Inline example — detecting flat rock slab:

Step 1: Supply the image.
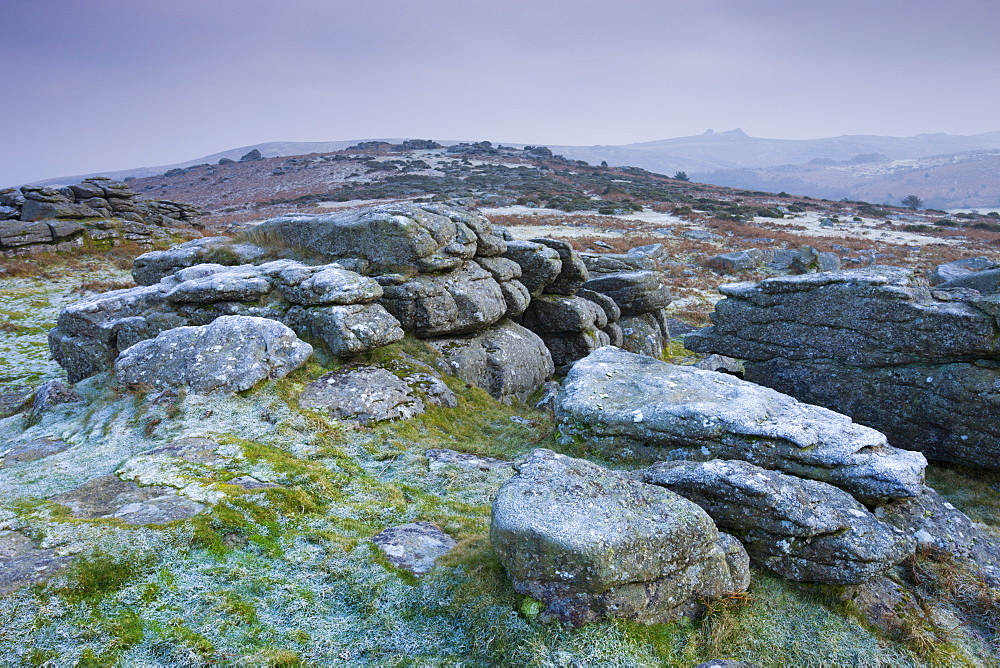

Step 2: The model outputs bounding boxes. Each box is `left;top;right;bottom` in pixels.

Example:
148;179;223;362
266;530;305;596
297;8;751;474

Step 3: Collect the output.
556;346;926;504
373;521;457;575
638;459;915;584
147;437;227;466
50;474;205;525
2;438;72;466
0;531;72;594
425;448;511;471
299;367;427;422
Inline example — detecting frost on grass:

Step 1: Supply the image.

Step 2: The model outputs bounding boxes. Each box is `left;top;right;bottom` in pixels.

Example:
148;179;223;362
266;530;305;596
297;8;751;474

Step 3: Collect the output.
0;272;996;666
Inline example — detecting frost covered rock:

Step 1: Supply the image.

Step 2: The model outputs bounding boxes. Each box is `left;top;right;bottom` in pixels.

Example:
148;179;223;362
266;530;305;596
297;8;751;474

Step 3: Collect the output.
556;347;926;503
638;460;914;584
875;486;1000;587
427;320;554;404
132;237;270;285
298;366;453;422
686;267;1000;470
249;202;505;275
373;522;457;575
50;474;205;525
491;449;748;626
114;316;312;394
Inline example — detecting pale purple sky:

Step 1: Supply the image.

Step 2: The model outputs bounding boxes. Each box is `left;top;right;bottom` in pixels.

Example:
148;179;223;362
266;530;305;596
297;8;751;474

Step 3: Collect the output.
2;0;998;186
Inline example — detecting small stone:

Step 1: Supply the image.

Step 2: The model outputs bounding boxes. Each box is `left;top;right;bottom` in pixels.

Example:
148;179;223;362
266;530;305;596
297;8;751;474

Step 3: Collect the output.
373;522;456;575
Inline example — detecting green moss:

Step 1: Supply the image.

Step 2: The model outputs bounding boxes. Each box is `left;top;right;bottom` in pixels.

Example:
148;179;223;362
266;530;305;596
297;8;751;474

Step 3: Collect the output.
51;548;156;603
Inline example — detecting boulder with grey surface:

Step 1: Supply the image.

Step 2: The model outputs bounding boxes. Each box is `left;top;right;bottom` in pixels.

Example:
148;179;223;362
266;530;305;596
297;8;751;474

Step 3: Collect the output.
49;260;403;382
491;449;749;625
685;267;1000;470
502;239;562;296
556;346;926;503
875;486;1000;587
519;295;611;367
530;238;589;295
637;459;915;584
114;315;312;395
426;320;553;403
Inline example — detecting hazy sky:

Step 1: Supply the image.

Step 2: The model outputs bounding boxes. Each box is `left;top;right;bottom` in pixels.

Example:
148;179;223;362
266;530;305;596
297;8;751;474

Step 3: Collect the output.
3;0;998;186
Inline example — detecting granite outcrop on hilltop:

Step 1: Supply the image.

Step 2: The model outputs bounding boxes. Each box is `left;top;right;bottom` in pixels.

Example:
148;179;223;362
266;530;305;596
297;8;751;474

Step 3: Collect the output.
0;177;202;257
685;267;1000;470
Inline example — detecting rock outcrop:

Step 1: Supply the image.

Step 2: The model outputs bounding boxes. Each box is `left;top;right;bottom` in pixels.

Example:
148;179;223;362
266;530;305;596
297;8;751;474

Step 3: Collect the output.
556;346;926;503
113;316;312;394
875;486;1000;587
685;267;1000;470
637;459;915;584
0;177;202;257
426;320;553;404
490;449;749;625
49;260;402;382
502;237;647;365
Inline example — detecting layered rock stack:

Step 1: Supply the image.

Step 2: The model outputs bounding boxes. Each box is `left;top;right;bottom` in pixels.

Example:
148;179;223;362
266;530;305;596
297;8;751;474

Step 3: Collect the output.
501;238;673;366
0;177;202;256
685;267;1000;470
245;203;554;403
577;244;675;358
49;259;403;383
50;203;557;404
503;237;617;368
486;346;932;623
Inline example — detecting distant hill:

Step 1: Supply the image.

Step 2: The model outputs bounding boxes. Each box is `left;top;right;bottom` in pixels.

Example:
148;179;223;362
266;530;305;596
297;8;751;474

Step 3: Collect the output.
28;129;1000;208
29;139;418;188
693;149;1000;210
551;129;1000;174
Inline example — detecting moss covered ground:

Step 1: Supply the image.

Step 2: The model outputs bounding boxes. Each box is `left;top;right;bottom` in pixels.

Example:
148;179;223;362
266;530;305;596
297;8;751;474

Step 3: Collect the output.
1;265;998;666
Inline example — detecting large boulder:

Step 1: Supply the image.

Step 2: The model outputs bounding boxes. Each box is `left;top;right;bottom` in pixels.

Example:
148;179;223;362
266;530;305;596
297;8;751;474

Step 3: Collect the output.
556;347;926;504
530;238;588;295
491;449;749;625
113;316;312;394
247;202;504;275
685;268;998;367
427;320;554;403
379;261;507;336
501;240;562;296
582;271;672;317
686;267;1000;470
936;268;1000;295
929;257;999;286
637;460;915;584
0;221;53;247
